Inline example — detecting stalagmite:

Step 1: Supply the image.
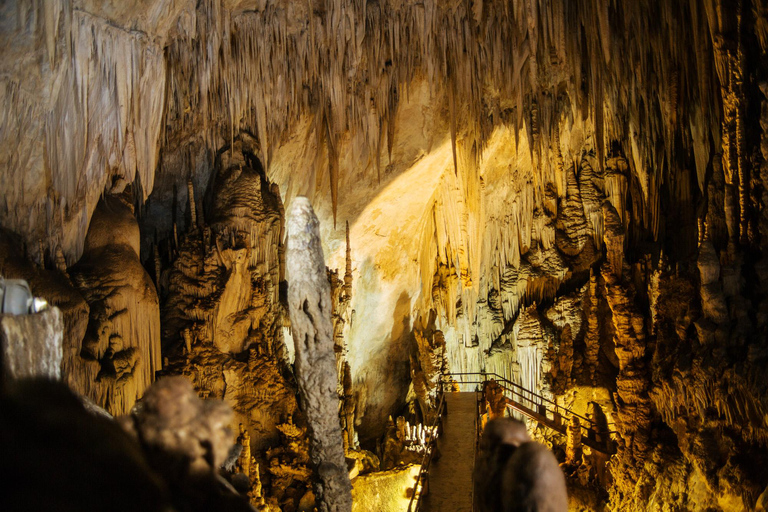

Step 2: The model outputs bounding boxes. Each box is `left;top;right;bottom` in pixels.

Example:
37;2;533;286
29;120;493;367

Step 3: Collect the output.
69;194;161;415
344;221;353;299
237;423;252;476
565;416;583;468
286;197;352;512
187;179;197;232
54;246;68;275
342;363;357;451
584;270;600;381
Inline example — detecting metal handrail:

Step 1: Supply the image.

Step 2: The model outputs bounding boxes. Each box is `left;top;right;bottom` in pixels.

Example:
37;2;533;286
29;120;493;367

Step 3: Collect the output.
445;372;619;441
449;372;586;421
406;382;447;512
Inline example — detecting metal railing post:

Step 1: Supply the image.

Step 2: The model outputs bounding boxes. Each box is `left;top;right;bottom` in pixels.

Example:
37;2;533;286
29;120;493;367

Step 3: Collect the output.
553;407;562;428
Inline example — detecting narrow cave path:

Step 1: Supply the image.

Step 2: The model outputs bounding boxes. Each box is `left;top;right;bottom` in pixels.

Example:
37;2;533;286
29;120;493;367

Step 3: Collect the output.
421;392;477;512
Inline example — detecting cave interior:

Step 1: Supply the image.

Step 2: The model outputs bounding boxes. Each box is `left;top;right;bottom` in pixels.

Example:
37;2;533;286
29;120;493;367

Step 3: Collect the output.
2;0;768;511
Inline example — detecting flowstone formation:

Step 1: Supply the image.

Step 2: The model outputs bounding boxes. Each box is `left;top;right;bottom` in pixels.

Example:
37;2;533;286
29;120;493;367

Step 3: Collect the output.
67;194;162;415
410;310;447;424
264;414;313;509
159;140;305;509
0;195;161;417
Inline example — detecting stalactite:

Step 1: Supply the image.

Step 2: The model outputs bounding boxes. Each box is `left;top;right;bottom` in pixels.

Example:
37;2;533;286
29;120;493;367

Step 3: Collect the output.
514;306;549;403
0;0;729;264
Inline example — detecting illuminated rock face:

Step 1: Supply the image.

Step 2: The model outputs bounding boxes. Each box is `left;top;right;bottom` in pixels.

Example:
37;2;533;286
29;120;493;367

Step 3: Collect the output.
69;195;162;416
2;0;768;510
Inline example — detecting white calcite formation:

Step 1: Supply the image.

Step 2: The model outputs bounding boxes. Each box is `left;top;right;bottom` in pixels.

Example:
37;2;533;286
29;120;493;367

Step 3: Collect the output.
0;0;739;263
287;196;352;512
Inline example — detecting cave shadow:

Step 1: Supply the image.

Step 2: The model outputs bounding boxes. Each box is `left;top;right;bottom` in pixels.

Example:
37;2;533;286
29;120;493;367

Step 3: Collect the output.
357;290;415;448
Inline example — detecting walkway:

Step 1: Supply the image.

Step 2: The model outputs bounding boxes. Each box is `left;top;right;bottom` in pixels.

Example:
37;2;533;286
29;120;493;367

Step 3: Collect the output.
421;392;476;512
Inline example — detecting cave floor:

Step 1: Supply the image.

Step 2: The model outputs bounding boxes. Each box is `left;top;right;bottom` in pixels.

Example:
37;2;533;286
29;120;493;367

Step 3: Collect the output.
421;392;477;512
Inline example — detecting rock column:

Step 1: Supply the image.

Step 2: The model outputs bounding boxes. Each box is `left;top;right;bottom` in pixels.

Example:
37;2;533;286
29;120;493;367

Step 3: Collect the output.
287;197;352;512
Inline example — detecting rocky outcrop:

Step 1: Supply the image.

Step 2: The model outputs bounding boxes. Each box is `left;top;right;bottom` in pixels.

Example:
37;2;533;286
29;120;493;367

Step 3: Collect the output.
120;376;233;477
0;307;63;382
0;230;89;384
160;140;302;509
1;378;253;512
350;464;421;512
475;418;568;512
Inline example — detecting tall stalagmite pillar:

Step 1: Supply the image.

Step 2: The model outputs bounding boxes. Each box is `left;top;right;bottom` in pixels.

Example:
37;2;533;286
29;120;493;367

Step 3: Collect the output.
286;197;352;512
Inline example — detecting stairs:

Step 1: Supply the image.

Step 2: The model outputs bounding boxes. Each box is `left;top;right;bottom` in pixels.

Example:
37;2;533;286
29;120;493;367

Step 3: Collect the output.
407;372;618;511
503;395;615;455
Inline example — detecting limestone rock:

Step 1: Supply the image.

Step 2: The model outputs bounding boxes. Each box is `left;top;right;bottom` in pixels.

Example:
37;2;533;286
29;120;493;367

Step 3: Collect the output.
0;229;89;385
0;307;63;382
70;194;161;415
1;379;172;512
475;418;568;512
121;376;233;477
287;196;352;512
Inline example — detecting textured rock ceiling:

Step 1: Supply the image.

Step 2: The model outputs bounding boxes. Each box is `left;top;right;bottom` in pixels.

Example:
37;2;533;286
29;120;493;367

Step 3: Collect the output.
2;0;746;254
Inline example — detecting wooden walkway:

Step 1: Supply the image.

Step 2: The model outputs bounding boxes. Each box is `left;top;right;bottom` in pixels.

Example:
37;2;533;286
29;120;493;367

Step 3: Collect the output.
420;392;476;512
